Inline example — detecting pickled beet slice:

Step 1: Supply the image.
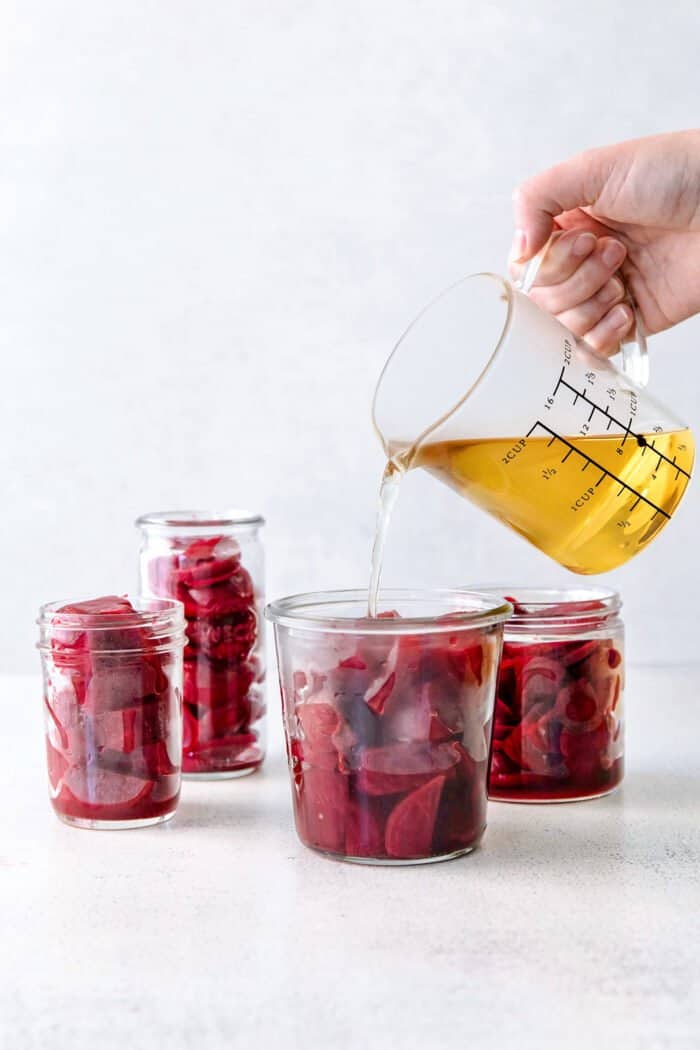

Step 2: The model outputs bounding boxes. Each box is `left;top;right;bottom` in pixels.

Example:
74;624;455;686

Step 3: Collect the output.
297;701;341;751
345;799;384;858
184;570;255;618
55;779;158;820
175;538;242;587
46;740;68;790
298;767;348;853
555;680;605;733
185;610;257;662
365;671;396;715
62;763;155;808
385;775;446;859
339;655;367;670
446;643;483;685
183;662;254;709
356;741;459;796
58;596;133;617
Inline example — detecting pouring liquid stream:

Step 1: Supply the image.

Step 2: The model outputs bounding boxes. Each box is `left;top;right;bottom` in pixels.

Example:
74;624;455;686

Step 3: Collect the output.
367;452;411;618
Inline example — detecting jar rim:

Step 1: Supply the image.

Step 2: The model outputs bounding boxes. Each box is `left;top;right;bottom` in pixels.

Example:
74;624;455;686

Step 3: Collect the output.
136;509;264;530
476;583;617;613
37;595;186;653
265;588;512;634
472;586;621;626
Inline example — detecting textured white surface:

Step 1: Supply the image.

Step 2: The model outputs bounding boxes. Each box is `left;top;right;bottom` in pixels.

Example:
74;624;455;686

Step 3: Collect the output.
2;667;699;1049
2;1;700;671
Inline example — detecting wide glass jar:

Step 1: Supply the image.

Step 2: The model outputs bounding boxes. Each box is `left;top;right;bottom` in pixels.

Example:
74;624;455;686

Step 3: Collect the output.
486;588;624;803
38;595;186;829
137;510;266;779
266;589;512;865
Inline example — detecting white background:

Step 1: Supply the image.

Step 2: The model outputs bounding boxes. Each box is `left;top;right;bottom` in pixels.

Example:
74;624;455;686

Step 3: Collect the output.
2;0;699;672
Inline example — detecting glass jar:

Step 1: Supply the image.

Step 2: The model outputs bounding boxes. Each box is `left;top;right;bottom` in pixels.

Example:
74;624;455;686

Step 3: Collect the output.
266;589;512;865
485;588;624;803
37;595;186;829
136;510;266;779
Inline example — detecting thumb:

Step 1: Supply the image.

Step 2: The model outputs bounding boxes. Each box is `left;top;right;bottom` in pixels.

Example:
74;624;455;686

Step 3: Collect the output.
510;147;611;262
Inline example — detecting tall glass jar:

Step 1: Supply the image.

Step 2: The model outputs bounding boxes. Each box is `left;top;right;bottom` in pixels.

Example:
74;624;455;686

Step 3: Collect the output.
38;595;186;829
485;588;624;803
137;510;266;779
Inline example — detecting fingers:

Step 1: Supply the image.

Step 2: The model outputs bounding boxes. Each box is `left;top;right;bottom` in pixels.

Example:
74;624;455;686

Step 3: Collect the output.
511;146;612;260
582;303;634;355
509;229;597;283
528;237;627;314
555;277;626;337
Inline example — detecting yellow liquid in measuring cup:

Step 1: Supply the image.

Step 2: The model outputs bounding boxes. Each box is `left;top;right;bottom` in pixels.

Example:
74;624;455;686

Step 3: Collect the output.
413;429;694;574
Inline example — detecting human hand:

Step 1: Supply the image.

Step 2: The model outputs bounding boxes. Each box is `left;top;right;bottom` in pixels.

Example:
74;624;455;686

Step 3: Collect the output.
509;130;700;352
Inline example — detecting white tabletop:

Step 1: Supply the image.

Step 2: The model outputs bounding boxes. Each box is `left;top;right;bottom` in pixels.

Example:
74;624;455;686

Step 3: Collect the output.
3;667;699;1050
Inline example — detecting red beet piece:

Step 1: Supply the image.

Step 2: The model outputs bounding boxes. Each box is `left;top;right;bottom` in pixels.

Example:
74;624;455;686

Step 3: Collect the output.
299;766;349;854
446;642;483;685
175;538;242;587
384;775;446;859
560;719;612;780
356;741;459;797
345;799;384;858
365;671;396;715
185;610;257;663
54;778;157;821
62;763;155;808
297;701;341;751
339;655;367;670
183;570;255;619
46;740;68;790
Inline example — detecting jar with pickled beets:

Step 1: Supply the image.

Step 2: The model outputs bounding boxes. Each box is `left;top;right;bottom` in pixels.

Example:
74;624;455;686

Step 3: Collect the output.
266;590;512;864
37;595;186;829
137;511;265;779
485;588;624;803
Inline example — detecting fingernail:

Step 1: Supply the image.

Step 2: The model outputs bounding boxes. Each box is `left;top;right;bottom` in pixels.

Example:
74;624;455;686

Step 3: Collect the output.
599;277;624;304
509;229;527;262
573;232;597;257
602;240;626;267
609;304;630;329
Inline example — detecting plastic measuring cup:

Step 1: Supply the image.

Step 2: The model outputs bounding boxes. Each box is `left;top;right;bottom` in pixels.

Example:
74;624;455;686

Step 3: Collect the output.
372;268;694;574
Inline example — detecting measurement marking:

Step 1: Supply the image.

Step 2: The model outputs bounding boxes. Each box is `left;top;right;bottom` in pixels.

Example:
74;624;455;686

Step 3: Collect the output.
581;461;590;471
617;485;626;496
528;420;670;519
561;449;574;463
588;407;595;422
630;497;641;511
553;377;691;479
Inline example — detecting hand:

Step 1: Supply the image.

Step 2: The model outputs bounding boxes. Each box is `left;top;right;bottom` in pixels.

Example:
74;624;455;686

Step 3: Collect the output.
509;130;700;352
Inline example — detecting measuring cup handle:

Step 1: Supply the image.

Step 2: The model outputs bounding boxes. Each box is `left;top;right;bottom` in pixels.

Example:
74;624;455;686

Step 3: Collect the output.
515;234;650;388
